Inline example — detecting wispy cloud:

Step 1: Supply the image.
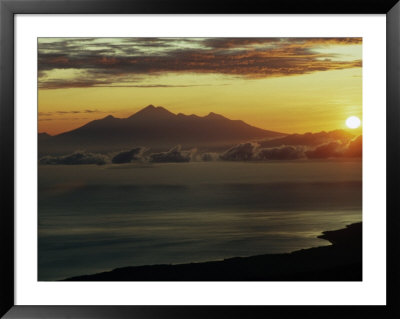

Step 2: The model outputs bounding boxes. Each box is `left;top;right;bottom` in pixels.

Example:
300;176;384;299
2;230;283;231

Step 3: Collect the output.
39;81;210;90
39;109;103;116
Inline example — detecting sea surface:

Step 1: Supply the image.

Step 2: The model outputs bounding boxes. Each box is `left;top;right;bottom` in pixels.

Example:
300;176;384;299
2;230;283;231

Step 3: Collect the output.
38;160;362;280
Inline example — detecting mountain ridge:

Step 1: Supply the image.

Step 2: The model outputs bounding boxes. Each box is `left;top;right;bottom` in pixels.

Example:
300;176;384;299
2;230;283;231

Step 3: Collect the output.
39;105;284;154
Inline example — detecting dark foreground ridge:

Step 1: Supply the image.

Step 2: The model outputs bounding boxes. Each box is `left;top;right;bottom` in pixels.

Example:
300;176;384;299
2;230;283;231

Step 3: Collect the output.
64;222;362;281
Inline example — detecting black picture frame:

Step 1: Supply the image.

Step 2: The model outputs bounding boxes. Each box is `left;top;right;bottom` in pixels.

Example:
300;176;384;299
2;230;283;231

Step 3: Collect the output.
1;0;399;318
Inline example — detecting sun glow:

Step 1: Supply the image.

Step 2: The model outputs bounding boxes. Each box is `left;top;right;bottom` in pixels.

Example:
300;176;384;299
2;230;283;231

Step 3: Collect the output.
346;116;361;129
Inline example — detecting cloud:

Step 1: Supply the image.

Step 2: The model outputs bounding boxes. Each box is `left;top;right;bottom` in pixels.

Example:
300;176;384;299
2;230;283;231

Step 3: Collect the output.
56;111;81;114
39;109;103;116
257;146;305;160
259;130;354;148
39;82;208;89
149;145;195;163
219;143;305;161
38;37;362;89
200;152;220;162
202;37;361;49
220;143;258;161
111;147;146;164
344;136;362;157
201;38;282;49
39;151;109;165
305;142;344;159
305;136;362;159
90;84;207;88
219;133;362;161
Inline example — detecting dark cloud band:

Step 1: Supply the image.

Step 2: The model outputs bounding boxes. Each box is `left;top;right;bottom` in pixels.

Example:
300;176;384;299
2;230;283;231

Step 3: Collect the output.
38;37;362;89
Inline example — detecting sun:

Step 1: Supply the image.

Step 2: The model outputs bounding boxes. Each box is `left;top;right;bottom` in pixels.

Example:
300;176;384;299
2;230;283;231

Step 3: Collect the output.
346;116;361;129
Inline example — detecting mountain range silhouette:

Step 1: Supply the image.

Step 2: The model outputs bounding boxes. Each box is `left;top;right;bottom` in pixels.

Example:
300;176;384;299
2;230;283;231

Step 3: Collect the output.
39;105;284;154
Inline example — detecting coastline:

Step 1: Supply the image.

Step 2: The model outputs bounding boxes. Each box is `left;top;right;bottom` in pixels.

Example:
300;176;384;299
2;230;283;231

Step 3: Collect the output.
63;222;362;281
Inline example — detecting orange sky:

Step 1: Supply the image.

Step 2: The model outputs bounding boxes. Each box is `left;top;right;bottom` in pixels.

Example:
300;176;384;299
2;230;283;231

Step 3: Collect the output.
38;38;362;135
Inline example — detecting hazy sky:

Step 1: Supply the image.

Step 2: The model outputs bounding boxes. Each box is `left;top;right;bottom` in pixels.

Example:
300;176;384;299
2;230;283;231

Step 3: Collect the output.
38;37;362;135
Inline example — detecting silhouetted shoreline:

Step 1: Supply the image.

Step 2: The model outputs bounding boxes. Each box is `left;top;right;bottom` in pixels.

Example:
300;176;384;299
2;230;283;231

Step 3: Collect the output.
63;222;362;281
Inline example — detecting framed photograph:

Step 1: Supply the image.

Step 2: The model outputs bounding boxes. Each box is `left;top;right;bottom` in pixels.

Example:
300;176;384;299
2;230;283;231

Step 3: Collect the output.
1;0;399;318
